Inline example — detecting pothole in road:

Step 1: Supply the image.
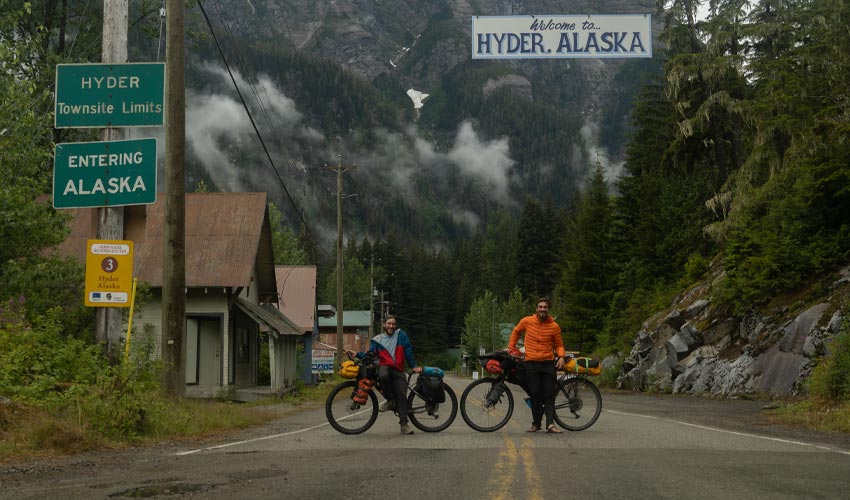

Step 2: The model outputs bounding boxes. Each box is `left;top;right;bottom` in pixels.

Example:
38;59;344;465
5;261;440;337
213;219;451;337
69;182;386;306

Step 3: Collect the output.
110;482;212;497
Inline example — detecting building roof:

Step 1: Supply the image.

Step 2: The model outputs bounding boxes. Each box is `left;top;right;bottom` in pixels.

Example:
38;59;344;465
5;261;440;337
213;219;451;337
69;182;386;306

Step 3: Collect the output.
317;304;336;318
51;192;277;302
273;266;316;333
318;310;372;329
235;297;302;337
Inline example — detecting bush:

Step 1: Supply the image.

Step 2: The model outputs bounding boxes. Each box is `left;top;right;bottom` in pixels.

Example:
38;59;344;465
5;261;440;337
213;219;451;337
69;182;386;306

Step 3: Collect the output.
682;252;710;284
808;321;850;402
69;361;167;440
0;302;172;441
597;363;621;389
0;302;105;404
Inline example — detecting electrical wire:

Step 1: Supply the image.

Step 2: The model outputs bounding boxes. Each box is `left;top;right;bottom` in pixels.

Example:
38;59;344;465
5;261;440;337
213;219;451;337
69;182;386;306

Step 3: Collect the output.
156;0;165;61
203;0;338;249
208;0;297;179
195;0;330;259
392;314;466;331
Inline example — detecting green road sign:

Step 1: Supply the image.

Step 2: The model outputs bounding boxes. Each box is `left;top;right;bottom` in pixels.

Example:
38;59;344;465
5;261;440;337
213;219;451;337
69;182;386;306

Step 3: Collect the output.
53;138;158;208
55;63;165;128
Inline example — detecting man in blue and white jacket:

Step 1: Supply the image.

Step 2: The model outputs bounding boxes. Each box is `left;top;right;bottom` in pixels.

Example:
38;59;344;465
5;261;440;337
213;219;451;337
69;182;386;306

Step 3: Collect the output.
348;315;422;434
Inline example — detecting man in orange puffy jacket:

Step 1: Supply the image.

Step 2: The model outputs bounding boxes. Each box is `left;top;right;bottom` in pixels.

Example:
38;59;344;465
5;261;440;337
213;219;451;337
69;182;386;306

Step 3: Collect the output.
507;297;566;433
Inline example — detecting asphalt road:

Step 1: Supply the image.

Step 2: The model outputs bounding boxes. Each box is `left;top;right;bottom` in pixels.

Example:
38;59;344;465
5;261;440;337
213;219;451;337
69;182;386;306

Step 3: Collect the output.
1;375;848;500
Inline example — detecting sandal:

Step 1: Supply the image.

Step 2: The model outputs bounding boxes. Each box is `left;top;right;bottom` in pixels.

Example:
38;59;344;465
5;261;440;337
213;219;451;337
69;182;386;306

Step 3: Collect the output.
546;424;563;434
526;425;540;433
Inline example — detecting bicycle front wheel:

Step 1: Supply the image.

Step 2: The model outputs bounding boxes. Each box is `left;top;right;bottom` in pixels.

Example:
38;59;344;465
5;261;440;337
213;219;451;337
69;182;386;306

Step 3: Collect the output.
553;377;602;431
408;384;458;432
325;380;378;435
460;378;514;432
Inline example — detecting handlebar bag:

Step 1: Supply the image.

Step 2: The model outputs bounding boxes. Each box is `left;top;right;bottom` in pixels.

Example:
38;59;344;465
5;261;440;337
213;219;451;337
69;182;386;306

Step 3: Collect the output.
338;360;359;379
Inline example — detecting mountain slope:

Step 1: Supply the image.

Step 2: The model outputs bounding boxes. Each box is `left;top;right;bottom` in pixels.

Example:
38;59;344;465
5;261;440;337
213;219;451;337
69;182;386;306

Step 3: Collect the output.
176;0;661;248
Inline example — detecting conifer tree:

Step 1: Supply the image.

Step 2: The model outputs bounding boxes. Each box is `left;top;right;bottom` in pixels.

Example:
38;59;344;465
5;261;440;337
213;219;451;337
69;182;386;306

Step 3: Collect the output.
516;198;551;299
482;209;519;300
557;163;616;353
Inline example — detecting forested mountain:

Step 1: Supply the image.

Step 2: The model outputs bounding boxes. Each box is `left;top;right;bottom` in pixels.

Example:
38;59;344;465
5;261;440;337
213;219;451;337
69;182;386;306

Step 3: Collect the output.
149;0;662;251
2;0;849;399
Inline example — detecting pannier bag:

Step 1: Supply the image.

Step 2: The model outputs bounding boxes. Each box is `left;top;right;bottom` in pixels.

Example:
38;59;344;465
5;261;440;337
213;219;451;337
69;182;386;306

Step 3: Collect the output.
338;360;359;379
418;366;446;403
352;377;373;404
485;359;503;374
422;366;445;378
565;357;602;376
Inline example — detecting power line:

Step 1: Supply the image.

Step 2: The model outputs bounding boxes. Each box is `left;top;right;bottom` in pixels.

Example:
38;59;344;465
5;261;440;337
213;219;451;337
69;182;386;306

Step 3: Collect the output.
195;0;330;259
203;0;338;251
393;314;466;331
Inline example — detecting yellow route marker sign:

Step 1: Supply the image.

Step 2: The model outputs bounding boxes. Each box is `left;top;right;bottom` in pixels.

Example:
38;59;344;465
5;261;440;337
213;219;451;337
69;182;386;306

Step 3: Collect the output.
85;239;133;307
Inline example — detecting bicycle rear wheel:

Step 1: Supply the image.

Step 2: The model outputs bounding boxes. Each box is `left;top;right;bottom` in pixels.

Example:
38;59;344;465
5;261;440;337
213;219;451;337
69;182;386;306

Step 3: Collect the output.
325;380;378;435
553;377;602;431
460;378;514;432
408;384;458;432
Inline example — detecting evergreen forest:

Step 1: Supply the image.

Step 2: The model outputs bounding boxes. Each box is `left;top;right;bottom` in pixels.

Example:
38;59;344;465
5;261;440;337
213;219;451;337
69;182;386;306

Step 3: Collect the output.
2;0;850;434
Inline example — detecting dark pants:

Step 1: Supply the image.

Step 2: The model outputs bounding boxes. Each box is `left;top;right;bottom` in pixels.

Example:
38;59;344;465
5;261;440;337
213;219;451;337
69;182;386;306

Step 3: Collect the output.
524;361;556;428
378;366;409;425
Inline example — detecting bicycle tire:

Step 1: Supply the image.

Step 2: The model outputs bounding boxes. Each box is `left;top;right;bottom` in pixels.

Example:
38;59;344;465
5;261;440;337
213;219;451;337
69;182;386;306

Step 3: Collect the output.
407;383;458;432
325;380;378;435
553;377;602;431
460;378;514;432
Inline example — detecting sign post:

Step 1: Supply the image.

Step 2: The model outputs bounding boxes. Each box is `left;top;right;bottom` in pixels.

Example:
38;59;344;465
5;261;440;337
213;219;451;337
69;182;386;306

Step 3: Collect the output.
85;240;134;308
54;62;165;128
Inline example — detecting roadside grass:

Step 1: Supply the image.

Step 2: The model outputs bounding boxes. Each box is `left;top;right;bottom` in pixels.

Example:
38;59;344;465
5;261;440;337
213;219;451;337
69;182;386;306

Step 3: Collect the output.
0;378;339;463
768;399;850;434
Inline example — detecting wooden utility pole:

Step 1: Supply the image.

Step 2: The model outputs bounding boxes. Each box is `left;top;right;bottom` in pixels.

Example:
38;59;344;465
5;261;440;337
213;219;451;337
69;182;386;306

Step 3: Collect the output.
323;155;355;367
95;0;128;363
368;251;374;349
161;0;186;397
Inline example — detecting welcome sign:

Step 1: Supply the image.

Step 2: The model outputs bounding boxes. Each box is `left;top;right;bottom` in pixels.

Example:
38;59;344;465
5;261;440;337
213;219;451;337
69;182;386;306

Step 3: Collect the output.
472;14;652;59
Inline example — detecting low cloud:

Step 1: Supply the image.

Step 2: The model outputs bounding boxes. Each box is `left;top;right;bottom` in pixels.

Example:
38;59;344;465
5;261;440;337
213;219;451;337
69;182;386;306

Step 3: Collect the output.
416;121;516;206
349;121;517;215
578;121;623;189
184;63;323;191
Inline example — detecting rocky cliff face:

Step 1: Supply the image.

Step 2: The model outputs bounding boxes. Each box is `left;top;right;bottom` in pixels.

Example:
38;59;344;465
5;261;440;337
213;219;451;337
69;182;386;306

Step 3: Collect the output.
617;262;850;397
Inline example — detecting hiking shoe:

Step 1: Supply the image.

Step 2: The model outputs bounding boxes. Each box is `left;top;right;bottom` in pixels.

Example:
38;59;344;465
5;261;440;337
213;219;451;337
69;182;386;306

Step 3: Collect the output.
400;423;414;435
379;400;396;412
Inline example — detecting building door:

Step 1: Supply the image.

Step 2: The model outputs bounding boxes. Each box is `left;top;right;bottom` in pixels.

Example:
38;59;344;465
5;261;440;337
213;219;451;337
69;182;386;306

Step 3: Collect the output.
186;317;221;386
186;319;199;384
198;319;221;386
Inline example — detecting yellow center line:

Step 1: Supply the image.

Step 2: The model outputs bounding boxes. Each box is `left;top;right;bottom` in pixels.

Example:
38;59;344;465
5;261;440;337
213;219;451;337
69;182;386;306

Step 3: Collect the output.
519;436;543;500
485;434;518;500
483;416;545;500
